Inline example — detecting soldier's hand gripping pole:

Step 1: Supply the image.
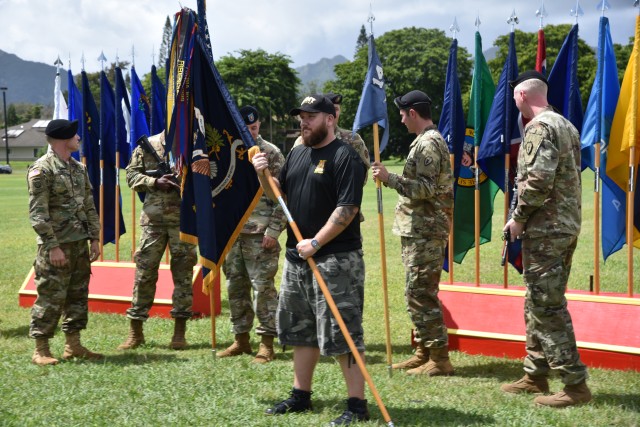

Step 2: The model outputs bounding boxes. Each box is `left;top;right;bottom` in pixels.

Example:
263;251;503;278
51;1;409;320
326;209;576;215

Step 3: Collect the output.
248;146;395;427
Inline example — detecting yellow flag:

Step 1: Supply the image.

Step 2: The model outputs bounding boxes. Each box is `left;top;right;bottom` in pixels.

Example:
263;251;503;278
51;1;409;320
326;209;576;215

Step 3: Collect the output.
607;15;640;248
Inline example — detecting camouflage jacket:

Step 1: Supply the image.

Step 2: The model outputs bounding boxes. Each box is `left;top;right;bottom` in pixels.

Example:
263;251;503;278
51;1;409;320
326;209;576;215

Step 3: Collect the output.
27;151;100;249
512;107;581;238
126;132;182;226
294;125;370;185
386;124;454;240
242;136;287;238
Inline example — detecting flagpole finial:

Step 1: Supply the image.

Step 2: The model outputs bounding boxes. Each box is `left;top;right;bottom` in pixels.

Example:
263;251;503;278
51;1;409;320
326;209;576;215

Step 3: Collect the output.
81;52;86;71
475;12;481;31
536;1;548;29
367;3;375;36
449;17;460;40
570;0;584;24
68;52;71;70
115;50;119;67
97;51;107;72
54;56;63;75
507;9;519;32
152;45;156;68
597;0;610;16
131;45;135;68
634;0;639;9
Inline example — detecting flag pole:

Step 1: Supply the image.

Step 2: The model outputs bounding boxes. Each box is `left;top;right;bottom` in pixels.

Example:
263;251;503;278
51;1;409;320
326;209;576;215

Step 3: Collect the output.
114;56;121;262
474;146;481;286
373;122;393;377
448;146;455;284
210;267;218;354
98;51;107;261
627;148;636;297
255;154;394;426
502;135;509;288
593;142;601;293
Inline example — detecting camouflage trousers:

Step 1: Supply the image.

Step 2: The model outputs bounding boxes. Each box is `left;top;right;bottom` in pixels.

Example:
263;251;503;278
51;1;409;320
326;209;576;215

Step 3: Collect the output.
222;234;280;336
30;240;91;338
522;235;588;385
278;250;365;356
126;225;197;321
401;236;448;348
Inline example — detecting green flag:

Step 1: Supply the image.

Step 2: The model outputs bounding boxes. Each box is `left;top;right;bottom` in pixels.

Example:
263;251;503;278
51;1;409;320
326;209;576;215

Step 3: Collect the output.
452;31;499;263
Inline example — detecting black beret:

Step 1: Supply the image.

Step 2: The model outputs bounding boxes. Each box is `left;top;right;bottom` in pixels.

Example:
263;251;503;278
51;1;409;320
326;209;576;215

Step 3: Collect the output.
240;105;260;125
509;70;548;89
45;119;79;139
289;94;336;117
394;90;432;109
325;92;343;104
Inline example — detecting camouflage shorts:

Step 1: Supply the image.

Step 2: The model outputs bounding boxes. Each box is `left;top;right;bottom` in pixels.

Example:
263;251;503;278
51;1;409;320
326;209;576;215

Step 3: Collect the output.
277;250;365;356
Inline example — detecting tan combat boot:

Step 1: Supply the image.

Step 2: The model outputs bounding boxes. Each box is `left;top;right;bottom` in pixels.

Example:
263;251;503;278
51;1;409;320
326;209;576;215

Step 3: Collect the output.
252;335;275;364
391;342;429;370
217;332;252;358
534;381;592;407
170;318;188;350
117;319;145;350
407;346;454;376
62;331;104;360
32;337;59;366
501;373;550;394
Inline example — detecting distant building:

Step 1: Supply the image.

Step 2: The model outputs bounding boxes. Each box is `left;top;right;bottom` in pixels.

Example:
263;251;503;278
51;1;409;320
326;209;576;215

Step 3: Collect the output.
0;119;48;161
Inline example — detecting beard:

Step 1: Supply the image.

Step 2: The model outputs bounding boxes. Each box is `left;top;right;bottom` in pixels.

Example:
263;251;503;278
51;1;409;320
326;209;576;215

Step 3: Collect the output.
302;122;328;147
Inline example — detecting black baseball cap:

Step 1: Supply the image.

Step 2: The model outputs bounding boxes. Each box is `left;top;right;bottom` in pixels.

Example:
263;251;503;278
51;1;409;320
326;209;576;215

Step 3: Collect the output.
325;92;343;104
509;70;548;89
240;105;259;124
289;95;336;117
394;90;432;109
45;119;79;139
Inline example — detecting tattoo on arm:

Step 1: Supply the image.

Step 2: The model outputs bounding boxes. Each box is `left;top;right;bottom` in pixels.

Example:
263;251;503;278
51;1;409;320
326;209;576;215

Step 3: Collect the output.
329;206;359;228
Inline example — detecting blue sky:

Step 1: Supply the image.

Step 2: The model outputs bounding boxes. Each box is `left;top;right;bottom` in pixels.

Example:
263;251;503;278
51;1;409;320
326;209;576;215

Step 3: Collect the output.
0;0;636;74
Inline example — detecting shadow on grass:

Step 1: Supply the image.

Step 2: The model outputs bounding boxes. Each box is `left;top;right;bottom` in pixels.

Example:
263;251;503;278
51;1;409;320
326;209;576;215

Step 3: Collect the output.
102;352;182;366
0;325;30;338
257;397;494;425
594;393;640;413
452;359;524;382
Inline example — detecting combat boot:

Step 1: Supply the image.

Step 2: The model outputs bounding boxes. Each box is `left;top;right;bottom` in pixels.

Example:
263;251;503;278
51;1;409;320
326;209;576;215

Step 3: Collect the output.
217;332;252;358
252;335;275;364
169;318;188;350
534;381;592;408
501;373;550;394
117;319;145;350
407;346;454;376
32;337;59;366
62;331;104;360
391;342;429;370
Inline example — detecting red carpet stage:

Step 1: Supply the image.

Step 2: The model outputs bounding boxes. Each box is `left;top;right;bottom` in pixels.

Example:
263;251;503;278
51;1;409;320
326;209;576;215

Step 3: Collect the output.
19;262;220;318
439;282;640;372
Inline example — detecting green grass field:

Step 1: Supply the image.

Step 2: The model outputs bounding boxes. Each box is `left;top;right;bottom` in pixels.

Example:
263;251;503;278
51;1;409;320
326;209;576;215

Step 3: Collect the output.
0;160;639;426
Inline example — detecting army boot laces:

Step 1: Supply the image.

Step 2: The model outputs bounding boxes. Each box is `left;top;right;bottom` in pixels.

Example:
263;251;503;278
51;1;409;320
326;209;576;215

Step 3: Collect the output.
252;335;275;364
170;318;188;350
217;332;252;358
407;347;454;376
117;319;145;350
534;381;592;408
501;374;550;394
32;338;59;366
265;388;312;415
62;331;104;360
330;398;370;426
391;343;429;370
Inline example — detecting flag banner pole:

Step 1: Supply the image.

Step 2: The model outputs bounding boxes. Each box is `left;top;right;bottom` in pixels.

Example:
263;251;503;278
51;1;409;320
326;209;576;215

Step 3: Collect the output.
503;145;509;288
373;123;393;377
628;148;636;297
99;159;104;261
474;146;481;286
131;192;136;261
594;142;601;293
256;161;394;426
210;266;218;355
115;153;120;262
448;151;455;284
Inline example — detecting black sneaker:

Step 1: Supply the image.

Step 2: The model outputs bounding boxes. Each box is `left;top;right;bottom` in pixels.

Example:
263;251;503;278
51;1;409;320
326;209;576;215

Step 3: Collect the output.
265;389;312;415
330;398;370;426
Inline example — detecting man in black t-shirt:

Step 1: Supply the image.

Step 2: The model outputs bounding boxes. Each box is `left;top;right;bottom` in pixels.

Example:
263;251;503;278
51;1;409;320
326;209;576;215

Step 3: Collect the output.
252;95;369;425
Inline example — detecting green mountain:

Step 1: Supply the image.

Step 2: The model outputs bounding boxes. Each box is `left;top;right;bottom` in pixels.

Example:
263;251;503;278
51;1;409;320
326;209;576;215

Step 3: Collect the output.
295;55;348;94
0;50;68;105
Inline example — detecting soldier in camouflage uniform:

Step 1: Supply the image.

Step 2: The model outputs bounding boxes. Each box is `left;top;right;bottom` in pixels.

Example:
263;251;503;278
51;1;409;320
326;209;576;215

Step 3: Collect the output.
373;90;455;377
501;71;591;408
218;106;286;364
27;119;103;365
253;95;370;425
117;131;197;351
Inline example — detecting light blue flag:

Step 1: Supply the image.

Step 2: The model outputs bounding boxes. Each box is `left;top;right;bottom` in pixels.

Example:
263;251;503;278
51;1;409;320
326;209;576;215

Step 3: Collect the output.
580;16;625;259
353;35;389;152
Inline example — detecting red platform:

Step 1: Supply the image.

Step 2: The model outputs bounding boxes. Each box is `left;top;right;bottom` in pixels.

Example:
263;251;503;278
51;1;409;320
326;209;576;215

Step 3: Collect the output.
18;261;221;318
439;282;640;371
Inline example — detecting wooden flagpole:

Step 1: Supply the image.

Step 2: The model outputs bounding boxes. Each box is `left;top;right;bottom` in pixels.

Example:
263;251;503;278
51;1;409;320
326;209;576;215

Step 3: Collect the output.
131;192;136;260
115;153;121;262
474;147;481;286
593;142;601;293
448;148;455;284
503;137;509;288
210;267;218;353
627;147;636;297
255;154;394;426
372;123;393;376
